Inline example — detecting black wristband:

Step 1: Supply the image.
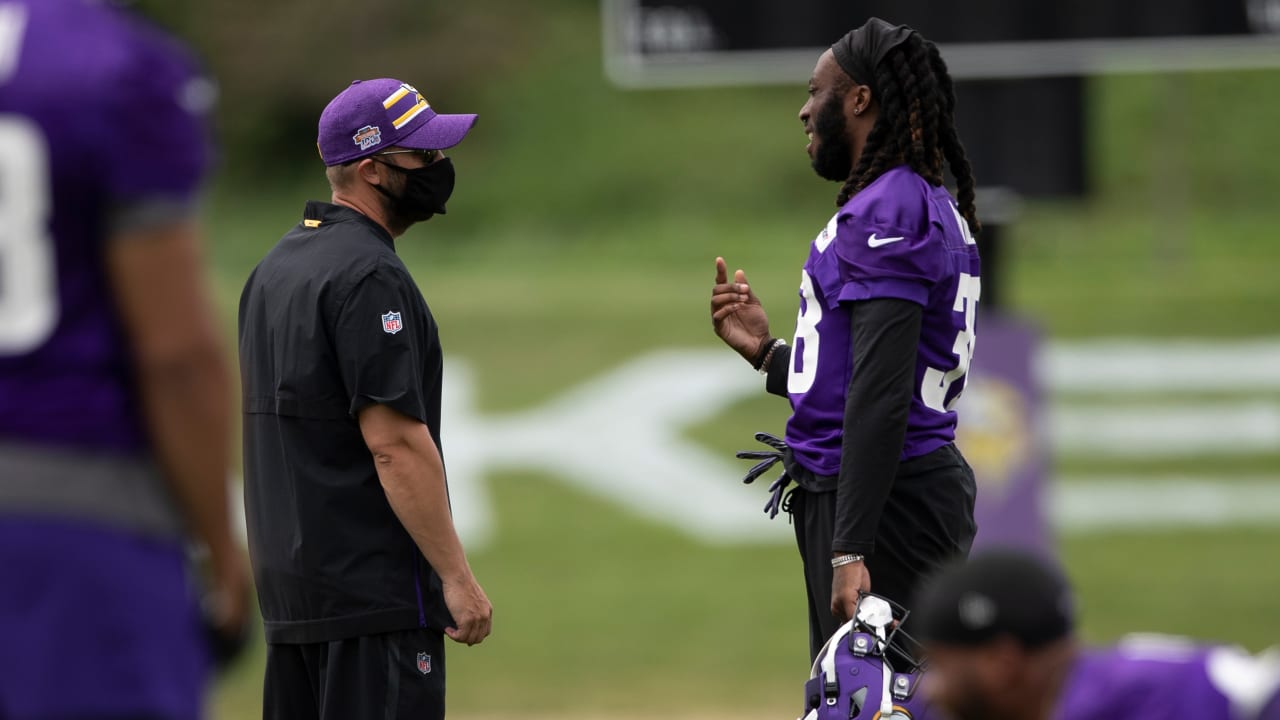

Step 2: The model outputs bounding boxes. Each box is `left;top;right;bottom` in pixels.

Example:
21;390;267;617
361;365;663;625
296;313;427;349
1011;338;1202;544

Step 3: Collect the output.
751;338;779;371
765;344;792;398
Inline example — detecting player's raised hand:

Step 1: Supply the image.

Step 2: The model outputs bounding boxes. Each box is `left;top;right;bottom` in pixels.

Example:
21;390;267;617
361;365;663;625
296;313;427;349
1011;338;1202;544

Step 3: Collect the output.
711;257;772;363
443;573;493;646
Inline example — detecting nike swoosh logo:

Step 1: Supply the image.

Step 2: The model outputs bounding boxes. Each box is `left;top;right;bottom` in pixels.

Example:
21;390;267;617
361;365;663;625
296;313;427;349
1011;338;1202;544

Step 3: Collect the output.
867;233;906;248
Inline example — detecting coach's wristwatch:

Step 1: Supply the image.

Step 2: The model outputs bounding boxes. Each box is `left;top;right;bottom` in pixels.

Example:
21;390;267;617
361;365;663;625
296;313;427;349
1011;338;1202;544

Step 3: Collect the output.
831;553;865;569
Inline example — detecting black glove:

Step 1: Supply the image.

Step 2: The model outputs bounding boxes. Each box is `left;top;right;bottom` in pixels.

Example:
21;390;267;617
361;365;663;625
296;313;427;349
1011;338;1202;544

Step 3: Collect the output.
735;431;794;519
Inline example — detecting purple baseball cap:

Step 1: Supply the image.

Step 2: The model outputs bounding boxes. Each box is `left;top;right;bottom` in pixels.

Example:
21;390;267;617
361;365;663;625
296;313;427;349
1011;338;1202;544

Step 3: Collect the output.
317;78;477;166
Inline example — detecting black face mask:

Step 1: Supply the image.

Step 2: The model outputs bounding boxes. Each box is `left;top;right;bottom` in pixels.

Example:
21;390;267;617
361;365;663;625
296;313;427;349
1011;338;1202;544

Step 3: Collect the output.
373;156;455;224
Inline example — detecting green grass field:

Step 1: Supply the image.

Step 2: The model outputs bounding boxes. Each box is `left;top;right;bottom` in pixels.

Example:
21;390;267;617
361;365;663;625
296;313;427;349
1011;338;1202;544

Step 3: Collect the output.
201;5;1280;717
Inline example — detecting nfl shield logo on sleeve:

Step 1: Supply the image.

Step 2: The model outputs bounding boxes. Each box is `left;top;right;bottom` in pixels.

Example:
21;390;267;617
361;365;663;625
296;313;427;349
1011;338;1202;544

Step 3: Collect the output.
381;311;403;335
416;652;432;674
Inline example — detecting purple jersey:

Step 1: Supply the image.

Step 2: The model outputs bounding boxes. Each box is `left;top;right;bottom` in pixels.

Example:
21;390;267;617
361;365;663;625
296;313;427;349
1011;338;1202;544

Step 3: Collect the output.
0;0;212;454
785;166;981;476
1058;637;1280;720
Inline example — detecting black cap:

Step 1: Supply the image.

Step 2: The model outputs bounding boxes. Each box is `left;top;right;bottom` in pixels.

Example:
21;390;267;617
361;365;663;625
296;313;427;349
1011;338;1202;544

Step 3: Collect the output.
913;549;1076;649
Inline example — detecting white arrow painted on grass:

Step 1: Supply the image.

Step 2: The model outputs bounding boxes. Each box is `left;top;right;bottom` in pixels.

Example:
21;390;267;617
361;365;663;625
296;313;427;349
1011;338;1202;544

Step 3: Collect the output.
232;342;1280;549
441;350;793;547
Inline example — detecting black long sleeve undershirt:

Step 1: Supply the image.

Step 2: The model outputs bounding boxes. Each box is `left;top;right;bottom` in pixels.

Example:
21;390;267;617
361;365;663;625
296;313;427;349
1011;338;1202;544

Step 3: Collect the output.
834;298;922;555
763;298;923;556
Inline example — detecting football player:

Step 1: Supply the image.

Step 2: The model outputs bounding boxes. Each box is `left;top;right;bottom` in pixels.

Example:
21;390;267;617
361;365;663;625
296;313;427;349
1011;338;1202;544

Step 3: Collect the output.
915;550;1280;720
0;1;249;717
712;17;981;661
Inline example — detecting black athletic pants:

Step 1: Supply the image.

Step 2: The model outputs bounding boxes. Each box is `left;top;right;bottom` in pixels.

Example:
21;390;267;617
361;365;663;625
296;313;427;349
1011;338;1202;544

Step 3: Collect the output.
263;629;445;720
792;443;978;662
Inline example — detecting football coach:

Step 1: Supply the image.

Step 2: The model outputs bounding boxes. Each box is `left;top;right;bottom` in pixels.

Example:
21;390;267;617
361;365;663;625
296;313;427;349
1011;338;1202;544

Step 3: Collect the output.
239;78;492;719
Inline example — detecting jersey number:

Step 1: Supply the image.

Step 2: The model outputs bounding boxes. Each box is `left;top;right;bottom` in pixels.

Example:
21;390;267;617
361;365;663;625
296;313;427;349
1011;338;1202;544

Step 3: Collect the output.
0;10;57;356
787;269;822;395
920;272;979;412
921;204;979;413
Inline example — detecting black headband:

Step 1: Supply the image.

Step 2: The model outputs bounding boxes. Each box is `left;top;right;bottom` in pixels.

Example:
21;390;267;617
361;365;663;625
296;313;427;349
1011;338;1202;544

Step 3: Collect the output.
830;17;918;91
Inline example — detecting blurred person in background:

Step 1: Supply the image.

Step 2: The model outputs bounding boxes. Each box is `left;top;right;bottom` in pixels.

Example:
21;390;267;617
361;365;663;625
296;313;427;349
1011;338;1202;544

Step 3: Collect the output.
239;78;492;720
712;17;981;662
0;0;250;718
915;550;1280;720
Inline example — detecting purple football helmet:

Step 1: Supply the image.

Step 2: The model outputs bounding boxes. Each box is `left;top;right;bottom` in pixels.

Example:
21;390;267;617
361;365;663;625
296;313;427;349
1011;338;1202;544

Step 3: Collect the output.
800;594;935;720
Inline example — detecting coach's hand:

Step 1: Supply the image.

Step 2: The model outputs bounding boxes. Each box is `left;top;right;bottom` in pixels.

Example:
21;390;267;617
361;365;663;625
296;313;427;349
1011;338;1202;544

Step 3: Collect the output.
831;560;871;625
711;257;771;364
443;573;493;646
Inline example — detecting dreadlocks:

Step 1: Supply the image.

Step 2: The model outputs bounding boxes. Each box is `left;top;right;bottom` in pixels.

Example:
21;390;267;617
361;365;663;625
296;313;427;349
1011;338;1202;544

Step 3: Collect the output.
837;36;980;236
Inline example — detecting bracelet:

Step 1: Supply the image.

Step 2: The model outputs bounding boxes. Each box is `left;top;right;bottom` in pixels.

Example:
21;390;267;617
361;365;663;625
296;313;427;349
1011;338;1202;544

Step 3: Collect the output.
754;338;787;374
751;338;778;371
831;553;865;569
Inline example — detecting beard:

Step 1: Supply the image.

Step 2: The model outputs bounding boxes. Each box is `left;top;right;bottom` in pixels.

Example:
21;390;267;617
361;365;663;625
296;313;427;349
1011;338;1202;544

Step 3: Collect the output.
810;91;854;182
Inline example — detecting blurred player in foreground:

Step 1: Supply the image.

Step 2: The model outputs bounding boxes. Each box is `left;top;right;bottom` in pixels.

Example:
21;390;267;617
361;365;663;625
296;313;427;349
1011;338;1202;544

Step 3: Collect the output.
915;550;1280;720
0;0;250;717
712;17;981;661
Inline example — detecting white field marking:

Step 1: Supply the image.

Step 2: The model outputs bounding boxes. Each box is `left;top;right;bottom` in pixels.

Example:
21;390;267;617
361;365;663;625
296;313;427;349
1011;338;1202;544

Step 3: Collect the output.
232;340;1280;548
1051;402;1280;456
1052;477;1280;532
1044;339;1280;393
441;352;793;547
439;342;1280;545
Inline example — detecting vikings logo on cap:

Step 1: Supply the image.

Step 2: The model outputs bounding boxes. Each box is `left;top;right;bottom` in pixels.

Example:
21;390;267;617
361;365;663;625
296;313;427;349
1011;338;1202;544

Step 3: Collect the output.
382;82;430;130
352;125;382;150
